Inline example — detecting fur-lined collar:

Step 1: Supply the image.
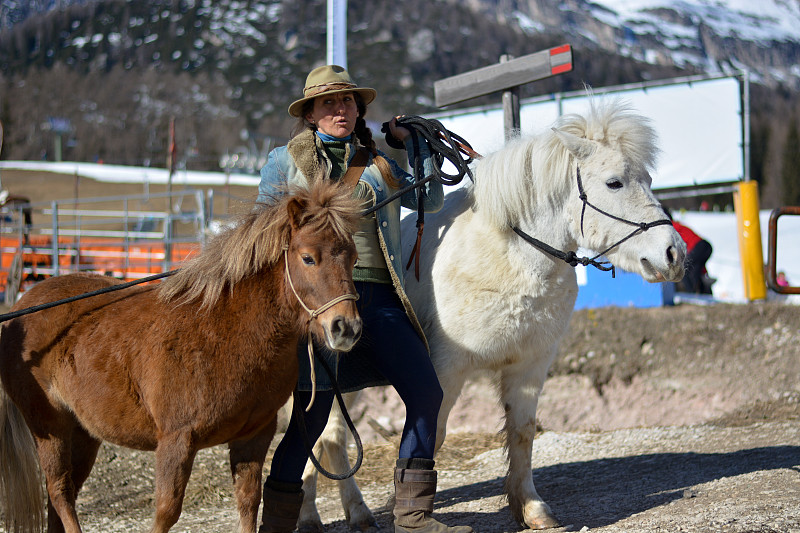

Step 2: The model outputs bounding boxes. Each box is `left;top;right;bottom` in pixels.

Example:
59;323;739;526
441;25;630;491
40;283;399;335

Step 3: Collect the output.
287;129;359;181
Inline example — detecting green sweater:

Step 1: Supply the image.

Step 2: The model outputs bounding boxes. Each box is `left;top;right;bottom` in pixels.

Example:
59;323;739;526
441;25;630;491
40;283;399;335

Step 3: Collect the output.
323;140;391;284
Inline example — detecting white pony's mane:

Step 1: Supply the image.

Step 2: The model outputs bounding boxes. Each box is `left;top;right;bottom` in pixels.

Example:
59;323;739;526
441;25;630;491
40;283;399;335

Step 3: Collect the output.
470;98;659;228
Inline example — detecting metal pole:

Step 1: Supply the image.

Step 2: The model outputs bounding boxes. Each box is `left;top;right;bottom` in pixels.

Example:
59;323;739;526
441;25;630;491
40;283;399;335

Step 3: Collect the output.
164;214;172;272
734;181;766;300
327;0;347;68
207;189;215;227
741;70;751;182
123;197;130;277
195;190;206;246
51;200;59;277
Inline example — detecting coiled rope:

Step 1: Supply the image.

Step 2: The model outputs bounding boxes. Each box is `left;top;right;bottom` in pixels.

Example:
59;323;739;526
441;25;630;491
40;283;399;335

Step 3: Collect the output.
376;116;479;278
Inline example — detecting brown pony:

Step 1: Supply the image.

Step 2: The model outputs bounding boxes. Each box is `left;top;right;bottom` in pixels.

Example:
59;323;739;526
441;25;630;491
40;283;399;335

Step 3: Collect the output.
0;180;363;533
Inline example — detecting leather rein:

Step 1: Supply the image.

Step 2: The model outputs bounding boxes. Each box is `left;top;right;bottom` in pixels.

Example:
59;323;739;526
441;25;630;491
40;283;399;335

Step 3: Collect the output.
281;246;364;481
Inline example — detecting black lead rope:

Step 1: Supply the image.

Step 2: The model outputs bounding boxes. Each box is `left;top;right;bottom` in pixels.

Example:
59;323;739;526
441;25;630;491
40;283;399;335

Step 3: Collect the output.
291;350;364;480
511;226;615;273
512;165;673;276
0;269;179;324
375;116;477;278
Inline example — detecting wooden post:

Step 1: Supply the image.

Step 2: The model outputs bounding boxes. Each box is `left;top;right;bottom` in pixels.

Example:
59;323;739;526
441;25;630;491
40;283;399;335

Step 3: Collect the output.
501;55;521;141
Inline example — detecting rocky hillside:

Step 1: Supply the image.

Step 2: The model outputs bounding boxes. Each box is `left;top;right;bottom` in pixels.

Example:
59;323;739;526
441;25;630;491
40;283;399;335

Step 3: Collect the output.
1;0;799;206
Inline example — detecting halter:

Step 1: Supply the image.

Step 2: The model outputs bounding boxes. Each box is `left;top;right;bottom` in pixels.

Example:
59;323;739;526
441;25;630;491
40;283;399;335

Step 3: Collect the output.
512;165;672;276
283;247;359;411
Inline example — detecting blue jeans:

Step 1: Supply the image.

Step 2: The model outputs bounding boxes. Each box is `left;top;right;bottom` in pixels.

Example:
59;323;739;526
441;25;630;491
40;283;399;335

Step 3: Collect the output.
269;282;443;483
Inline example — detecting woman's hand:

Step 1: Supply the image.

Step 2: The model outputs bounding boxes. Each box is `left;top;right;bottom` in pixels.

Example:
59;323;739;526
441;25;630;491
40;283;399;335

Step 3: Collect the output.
388;116;411;142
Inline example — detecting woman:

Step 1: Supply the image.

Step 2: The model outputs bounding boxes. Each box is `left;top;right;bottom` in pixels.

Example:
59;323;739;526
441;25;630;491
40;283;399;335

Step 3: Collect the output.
257;65;471;533
668;212;713;295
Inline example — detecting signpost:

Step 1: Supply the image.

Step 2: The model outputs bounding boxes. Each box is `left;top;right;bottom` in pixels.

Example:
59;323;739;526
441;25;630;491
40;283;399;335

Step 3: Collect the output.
46;116;72;162
434;45;573;140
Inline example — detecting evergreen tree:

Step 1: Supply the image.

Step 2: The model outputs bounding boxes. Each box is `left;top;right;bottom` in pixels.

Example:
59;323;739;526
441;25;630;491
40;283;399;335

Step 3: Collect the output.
781;119;800;206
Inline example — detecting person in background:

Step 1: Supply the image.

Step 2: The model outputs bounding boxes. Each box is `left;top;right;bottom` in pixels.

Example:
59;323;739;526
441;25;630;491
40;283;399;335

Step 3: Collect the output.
667;209;713;294
256;64;471;533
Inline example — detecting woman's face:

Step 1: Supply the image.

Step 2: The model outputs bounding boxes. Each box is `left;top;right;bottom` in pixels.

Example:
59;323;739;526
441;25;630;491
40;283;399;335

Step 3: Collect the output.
306;91;359;138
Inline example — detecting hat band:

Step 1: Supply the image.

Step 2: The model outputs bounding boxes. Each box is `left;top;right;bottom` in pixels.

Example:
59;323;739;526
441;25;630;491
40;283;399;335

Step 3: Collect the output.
303;82;357;99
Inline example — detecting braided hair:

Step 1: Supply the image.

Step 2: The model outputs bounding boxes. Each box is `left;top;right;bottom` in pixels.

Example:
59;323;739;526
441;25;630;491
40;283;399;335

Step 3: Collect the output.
292;93;399;189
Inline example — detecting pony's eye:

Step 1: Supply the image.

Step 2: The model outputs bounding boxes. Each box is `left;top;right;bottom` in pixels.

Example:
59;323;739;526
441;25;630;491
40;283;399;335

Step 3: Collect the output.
606;179;623;190
302;255;316;266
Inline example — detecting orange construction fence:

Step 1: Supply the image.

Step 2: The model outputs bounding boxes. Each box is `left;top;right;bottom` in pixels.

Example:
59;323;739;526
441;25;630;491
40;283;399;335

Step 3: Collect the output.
0;235;199;296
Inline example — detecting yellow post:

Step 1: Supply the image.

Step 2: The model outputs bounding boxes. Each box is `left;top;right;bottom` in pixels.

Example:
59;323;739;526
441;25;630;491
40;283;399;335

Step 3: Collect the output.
733;181;767;301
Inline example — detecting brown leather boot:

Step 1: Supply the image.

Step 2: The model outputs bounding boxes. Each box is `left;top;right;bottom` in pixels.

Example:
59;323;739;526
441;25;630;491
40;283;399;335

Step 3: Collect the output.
258;478;304;533
393;459;473;533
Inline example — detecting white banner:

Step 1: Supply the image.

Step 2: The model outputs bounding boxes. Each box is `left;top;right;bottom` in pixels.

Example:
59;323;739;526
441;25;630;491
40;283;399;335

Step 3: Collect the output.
433;76;743;190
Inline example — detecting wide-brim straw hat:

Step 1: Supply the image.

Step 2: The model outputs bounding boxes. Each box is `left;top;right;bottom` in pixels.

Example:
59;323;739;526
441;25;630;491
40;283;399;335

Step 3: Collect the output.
288;65;377;118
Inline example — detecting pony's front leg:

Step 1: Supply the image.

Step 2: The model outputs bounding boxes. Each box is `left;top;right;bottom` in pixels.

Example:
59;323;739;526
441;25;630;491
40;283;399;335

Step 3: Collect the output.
151;431;197;533
499;358;560;530
432;367;468;453
230;420;276;533
299;445;322;533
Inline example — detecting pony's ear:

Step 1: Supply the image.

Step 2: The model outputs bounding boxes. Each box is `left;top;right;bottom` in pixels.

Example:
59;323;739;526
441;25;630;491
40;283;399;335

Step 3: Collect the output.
553;128;595;160
286;197;309;230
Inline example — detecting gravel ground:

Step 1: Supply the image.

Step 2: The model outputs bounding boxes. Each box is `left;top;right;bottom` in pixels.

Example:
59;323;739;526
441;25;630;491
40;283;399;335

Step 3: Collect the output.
2;302;796;533
59;418;799;533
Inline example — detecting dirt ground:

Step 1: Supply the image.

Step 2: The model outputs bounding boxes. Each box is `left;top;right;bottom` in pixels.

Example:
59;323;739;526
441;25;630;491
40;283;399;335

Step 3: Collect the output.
0;171;798;532
1;302;797;533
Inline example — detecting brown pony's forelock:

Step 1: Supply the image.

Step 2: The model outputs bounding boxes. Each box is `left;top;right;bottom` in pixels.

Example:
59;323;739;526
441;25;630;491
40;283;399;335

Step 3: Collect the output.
158;180;360;309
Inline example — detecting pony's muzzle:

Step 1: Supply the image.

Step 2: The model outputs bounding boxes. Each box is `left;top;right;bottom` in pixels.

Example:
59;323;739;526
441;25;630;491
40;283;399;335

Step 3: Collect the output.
643;242;685;282
324;315;362;352
664;242;686;282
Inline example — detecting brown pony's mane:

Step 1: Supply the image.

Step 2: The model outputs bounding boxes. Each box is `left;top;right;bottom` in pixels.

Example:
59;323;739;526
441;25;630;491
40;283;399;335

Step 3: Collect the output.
158;180;360;308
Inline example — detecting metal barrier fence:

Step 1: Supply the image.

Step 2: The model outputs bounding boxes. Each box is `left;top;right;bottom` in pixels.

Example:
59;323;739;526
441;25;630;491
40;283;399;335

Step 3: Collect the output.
0;189;212;304
767;206;800;295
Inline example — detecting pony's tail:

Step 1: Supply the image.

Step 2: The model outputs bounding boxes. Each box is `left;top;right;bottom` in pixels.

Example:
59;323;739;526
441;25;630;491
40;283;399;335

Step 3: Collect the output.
0;385;44;533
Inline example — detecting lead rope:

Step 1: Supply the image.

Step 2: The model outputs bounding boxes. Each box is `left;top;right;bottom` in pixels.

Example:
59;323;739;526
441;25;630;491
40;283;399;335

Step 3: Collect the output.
0;269;179;324
372;116;478;279
282;245;365;480
282;246;359;412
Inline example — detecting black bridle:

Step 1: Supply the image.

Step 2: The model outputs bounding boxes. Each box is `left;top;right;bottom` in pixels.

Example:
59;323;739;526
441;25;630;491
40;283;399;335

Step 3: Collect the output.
511;165;673;277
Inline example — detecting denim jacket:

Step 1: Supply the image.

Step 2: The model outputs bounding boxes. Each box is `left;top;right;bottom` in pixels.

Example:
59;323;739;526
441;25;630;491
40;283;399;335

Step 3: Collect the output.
257;129;443;348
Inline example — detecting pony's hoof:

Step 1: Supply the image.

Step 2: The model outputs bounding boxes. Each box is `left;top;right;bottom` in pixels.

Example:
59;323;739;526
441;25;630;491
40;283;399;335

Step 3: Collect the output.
345;501;379;532
523;511;560;530
298;519;325;533
522;501;560;530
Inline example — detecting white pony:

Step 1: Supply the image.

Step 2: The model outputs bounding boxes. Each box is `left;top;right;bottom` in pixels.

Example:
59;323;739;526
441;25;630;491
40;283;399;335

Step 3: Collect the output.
297;99;686;531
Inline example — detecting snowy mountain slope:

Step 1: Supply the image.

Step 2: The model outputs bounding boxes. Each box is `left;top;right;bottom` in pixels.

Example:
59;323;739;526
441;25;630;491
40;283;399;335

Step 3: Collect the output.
476;0;800;87
590;0;800;43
